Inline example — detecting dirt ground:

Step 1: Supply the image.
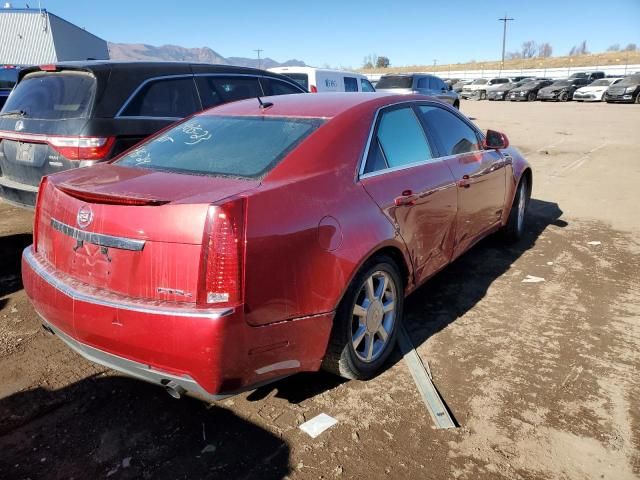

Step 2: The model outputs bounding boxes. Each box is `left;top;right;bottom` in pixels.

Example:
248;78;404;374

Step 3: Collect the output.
0;101;639;480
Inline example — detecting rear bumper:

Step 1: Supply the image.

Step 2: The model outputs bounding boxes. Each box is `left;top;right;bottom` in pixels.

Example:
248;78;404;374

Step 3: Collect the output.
22;246;333;399
0;176;38;208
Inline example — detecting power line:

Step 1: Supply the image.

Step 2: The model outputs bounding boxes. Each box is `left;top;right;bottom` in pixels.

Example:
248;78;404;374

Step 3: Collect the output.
498;14;514;69
254;49;263;70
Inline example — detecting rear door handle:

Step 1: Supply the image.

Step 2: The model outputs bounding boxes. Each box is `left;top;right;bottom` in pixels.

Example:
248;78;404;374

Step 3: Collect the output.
394;190;418;206
458;175;471;188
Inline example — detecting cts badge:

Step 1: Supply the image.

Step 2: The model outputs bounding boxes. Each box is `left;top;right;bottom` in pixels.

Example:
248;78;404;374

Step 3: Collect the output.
77;205;93;229
14;120;24;132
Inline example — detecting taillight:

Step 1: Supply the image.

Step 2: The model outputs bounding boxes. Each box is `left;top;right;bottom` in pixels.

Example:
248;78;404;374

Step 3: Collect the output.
310;85;318;93
197;198;246;308
33;176;48;253
48;136;115;161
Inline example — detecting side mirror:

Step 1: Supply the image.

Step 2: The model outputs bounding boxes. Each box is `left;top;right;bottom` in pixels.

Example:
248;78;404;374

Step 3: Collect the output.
483;129;509;150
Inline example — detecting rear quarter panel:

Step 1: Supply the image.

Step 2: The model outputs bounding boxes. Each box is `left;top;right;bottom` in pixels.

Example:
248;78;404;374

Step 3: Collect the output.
242;108;411;326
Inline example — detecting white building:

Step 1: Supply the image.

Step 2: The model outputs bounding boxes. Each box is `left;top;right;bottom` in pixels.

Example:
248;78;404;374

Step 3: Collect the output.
0;6;109;64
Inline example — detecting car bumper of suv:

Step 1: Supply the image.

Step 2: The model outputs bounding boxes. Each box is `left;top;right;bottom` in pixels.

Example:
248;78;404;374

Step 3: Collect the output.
0;176;38;208
22;246;333;400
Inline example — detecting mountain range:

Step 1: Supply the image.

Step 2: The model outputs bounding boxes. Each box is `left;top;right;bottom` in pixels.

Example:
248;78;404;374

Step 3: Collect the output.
107;43;306;69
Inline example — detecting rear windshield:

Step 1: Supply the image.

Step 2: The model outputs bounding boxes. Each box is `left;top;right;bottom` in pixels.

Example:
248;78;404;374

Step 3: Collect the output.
0;68;18;90
116;115;324;179
376;76;413;89
619;75;640;85
282;73;309;90
2;71;95;119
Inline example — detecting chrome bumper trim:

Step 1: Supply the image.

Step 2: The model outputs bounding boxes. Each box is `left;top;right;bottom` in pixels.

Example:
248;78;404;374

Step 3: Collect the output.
51;218;146;251
23;247;234;319
40;317;227;402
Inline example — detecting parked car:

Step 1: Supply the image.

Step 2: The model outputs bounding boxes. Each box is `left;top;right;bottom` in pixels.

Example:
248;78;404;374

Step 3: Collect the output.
443;78;461;88
573;78;623;102
487;78;536;101
461;78;511;100
452;79;472;93
569;71;605;82
0;61;306;208
268;67;375;93
604;74;640;104
508;79;554;101
537;78;591;102
375;74;460;108
23;93;531;400
0;65;21;109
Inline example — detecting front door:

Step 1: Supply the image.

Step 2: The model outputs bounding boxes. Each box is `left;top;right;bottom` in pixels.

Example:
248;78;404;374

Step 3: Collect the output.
416;104;507;258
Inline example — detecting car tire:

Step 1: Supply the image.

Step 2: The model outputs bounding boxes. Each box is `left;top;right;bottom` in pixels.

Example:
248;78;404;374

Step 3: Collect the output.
322;256;404;380
479;90;487;100
559;91;569;102
527;92;536;101
501;176;530;243
635;93;640;104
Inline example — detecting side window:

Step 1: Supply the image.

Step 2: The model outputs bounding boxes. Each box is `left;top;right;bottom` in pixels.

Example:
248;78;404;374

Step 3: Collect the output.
344;77;358;92
417;77;429;89
263;78;304;96
429;77;445;90
360;78;376;92
364;107;434;173
418;105;480;156
121;77;200;118
196;76;263;109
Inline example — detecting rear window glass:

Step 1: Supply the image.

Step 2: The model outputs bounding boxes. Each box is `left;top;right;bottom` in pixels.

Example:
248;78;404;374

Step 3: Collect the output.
282;73;309;90
0;68;18;90
344;77;358;92
3;72;95;119
116;116;324;179
376;76;413;89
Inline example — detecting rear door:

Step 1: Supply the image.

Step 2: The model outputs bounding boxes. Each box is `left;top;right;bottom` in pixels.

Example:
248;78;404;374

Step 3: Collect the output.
359;104;457;285
416;104;506;258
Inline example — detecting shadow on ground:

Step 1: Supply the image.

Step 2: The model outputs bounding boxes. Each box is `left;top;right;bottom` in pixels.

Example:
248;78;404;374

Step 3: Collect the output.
0;233;31;298
0;376;291;480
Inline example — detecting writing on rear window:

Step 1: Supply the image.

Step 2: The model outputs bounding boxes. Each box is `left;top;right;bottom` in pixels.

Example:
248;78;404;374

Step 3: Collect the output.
116;115;324;179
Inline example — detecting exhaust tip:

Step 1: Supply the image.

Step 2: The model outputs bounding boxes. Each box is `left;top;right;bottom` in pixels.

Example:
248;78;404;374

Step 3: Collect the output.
164;381;186;400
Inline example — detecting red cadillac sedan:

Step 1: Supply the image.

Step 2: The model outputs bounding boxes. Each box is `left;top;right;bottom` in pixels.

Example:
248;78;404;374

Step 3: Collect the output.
22;93;531;401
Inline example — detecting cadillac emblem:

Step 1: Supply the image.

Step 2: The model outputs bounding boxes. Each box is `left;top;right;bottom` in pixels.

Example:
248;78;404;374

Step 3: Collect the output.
15;120;24;132
77;205;93;229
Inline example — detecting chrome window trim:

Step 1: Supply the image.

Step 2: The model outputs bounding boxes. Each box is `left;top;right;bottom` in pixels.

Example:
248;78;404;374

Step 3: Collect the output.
115;74;196;118
24;247;233;319
357;100;486;180
51;218;146;251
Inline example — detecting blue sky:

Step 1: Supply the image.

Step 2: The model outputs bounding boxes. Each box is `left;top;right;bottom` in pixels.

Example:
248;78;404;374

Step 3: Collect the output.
38;0;640;67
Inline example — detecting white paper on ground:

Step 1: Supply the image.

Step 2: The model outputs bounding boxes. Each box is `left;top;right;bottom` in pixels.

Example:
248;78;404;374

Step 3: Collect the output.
522;275;545;283
587;241;601;246
299;413;338;438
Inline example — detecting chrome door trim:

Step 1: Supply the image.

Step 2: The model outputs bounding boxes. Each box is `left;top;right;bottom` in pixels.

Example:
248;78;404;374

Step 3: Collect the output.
51;218;146;251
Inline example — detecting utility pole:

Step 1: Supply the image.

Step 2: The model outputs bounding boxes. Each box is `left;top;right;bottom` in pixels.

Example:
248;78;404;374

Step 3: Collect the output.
498;14;514;70
433;59;437;71
254;49;263;70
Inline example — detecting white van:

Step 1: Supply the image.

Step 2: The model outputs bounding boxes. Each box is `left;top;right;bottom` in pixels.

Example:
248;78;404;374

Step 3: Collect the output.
267;67;376;93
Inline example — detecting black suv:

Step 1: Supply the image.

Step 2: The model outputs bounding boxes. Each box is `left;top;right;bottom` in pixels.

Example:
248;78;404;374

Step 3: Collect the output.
605;74;640;104
0;65;21;110
0;62;306;208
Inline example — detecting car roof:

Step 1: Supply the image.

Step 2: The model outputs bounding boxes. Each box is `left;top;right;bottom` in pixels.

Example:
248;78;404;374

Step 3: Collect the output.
269;66;366;77
199;92;428;119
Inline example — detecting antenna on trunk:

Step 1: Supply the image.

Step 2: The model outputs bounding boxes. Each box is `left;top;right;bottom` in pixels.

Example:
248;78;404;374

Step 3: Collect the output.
257;96;273;110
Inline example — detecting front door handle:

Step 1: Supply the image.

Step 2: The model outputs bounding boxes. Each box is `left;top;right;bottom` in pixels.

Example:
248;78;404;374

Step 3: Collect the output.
394;190;418;206
458;175;471;188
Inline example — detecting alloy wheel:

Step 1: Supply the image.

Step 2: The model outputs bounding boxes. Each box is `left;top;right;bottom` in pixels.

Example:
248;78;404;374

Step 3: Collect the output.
350;271;397;363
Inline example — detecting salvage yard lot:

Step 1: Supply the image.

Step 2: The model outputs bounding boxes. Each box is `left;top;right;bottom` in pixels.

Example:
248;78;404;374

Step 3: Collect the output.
0;101;639;480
